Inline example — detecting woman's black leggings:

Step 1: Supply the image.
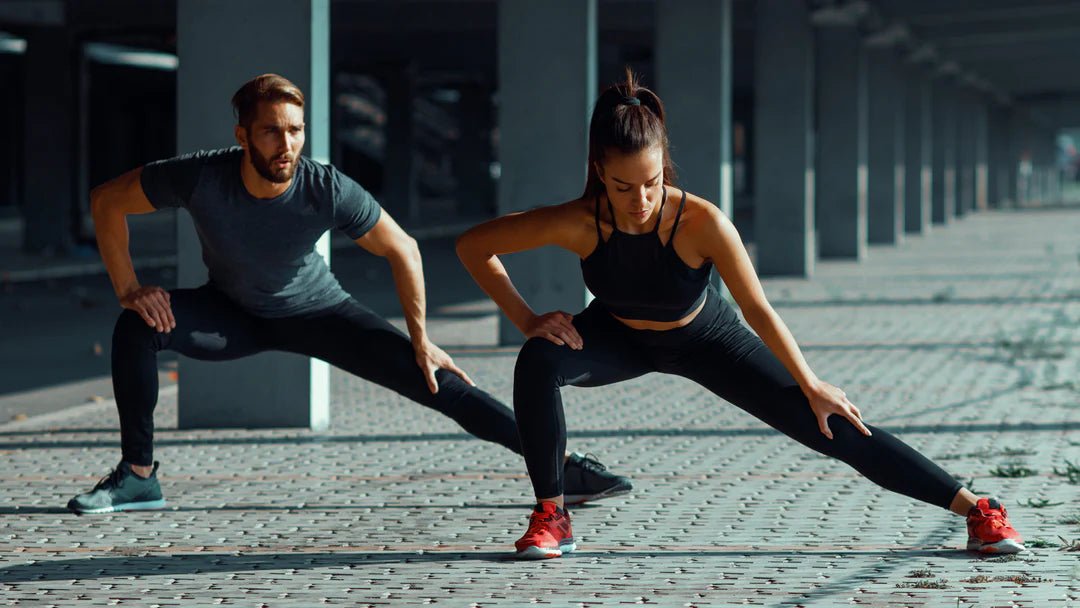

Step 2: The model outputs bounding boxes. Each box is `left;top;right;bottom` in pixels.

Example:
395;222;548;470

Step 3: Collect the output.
112;284;520;466
513;287;963;510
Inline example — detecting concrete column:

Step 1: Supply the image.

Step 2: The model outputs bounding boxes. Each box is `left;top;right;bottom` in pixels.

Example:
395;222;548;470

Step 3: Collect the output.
1002;111;1018;207
21;27;75;254
176;0;331;429
383;66;419;222
815;26;867;259
1011;115;1031;206
955;90;975;217
754;0;815;276
455;84;495;218
866;49;904;245
974;99;989;210
987;105;1010;208
497;0;595;344
656;0;732;290
904;69;931;234
931;82;956;224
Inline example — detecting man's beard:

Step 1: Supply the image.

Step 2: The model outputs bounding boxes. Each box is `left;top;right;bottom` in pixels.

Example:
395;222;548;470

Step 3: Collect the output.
249;146;297;183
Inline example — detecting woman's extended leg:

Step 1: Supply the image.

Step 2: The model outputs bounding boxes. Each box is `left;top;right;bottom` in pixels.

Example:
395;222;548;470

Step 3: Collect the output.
669;322;962;509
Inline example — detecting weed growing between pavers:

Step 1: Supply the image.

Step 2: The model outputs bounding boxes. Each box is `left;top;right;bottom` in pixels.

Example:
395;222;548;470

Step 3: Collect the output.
1052;460;1080;484
1058;513;1080;525
1057;536;1080;551
989;463;1038;478
1026;538;1057;548
960;574;1051;584
993;336;1066;363
937;447;1036;461
1020;498;1065;508
906;569;934;578
895;579;949;589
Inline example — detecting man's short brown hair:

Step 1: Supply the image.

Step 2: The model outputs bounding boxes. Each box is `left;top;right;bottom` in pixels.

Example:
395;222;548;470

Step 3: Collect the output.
231;74;305;129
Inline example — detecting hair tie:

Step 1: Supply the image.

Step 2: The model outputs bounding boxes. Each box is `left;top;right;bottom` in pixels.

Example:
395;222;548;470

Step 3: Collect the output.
621;95;641;106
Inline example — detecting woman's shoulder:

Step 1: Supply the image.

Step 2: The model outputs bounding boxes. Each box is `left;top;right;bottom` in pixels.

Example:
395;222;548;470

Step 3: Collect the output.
671;189;725;222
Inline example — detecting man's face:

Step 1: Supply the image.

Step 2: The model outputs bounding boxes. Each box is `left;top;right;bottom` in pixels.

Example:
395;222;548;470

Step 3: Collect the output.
239;101;306;183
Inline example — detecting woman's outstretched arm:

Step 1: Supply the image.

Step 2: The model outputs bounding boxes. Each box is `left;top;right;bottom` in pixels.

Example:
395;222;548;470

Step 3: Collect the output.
689;200;870;439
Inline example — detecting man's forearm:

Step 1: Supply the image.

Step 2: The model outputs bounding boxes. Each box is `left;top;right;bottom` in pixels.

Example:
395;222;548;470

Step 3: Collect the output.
92;202;140;300
386;241;428;344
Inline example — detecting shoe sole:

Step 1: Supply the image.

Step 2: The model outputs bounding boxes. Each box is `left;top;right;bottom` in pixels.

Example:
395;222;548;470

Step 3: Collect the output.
514;541;577;560
69;499;167;515
967;538;1025;554
564;485;632;506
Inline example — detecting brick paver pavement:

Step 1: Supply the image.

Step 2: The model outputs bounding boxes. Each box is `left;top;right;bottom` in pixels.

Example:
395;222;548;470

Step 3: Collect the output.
1;208;1078;606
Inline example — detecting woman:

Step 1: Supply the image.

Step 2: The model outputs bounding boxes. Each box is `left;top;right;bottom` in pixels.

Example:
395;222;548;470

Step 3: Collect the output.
456;72;1023;560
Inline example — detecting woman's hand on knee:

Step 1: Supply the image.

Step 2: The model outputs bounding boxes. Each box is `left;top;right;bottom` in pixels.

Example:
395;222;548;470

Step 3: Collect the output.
119;285;175;333
524;311;583;350
805;381;872;440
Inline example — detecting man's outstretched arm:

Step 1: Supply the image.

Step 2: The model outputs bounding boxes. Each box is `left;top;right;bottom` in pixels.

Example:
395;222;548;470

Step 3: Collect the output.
353;211;473;393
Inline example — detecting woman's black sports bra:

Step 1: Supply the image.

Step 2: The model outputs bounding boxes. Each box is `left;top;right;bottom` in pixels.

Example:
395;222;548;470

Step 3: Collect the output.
580;187;713;322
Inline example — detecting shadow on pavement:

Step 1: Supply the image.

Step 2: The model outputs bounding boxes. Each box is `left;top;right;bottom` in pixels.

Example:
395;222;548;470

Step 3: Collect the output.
2;420;1079;451
0;548;977;583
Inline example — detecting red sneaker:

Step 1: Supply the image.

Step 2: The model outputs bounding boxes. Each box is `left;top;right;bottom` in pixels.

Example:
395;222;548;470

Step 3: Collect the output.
966;497;1024;554
514;502;577;559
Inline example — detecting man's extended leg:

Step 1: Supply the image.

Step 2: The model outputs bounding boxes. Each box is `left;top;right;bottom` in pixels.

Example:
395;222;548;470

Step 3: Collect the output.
269;298;632;502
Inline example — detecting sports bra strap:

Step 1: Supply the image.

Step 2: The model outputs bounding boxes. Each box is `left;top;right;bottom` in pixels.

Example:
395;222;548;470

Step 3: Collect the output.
667;189;689;248
651;186;669;234
593;194;603;241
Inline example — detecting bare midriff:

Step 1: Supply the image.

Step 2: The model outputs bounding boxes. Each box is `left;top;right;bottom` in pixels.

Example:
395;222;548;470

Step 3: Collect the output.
610;295;707;331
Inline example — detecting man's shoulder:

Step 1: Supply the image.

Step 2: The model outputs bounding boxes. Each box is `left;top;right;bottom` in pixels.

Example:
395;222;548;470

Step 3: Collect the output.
155;146;240;164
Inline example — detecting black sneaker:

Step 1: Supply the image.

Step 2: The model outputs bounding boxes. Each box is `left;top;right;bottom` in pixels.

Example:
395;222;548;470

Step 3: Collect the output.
563;452;632;505
67;462;167;515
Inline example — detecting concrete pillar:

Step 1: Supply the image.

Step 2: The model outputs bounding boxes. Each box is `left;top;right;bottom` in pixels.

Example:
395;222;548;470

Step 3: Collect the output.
656;0;732;291
21;27;76;254
383;66;419;222
754;0;815;276
931;82;956;224
455;84;495;217
974;98;989;210
176;0;331;429
1012;116;1031;206
987;105;1010;208
496;0;595;344
955;90;975;217
866;49;904;245
1002;111;1018;207
815;26;867;259
904;69;932;234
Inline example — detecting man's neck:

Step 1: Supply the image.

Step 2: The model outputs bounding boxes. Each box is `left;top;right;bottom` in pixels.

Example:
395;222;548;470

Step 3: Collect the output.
240;157;292;199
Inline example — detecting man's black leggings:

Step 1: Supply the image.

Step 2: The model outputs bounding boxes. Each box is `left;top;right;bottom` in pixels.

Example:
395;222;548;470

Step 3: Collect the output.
513;287;963;510
112;284;521;465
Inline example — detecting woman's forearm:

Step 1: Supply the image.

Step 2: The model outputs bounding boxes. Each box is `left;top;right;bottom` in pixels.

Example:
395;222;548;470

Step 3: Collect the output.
458;248;536;334
744;307;821;394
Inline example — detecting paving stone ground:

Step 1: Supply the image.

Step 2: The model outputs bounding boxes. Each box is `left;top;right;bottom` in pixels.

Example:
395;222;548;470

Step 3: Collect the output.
1;207;1079;606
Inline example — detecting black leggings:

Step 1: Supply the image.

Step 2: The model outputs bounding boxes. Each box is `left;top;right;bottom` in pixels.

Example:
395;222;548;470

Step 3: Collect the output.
112;284;520;465
513;287;963;510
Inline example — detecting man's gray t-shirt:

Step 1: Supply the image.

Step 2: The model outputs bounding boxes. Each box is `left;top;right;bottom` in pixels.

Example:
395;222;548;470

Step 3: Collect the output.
141;147;381;317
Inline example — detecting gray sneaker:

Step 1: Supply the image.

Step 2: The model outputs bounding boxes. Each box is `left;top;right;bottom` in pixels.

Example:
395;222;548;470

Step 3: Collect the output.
563;452;633;505
67;461;167;515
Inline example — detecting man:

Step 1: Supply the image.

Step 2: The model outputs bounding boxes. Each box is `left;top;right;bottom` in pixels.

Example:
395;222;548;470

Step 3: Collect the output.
68;74;631;514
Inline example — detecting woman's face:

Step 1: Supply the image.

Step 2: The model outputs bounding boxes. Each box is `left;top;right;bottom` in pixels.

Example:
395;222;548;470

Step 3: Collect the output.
596;146;665;227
